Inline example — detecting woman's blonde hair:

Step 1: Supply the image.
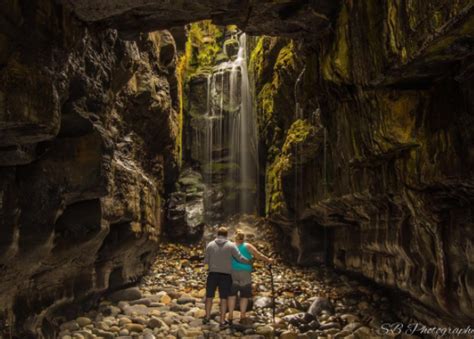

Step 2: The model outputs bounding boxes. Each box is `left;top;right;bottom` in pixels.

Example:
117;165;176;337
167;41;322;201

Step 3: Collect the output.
235;230;245;242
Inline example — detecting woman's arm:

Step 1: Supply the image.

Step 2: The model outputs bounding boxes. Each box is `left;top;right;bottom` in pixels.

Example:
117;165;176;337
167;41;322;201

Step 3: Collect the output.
247;243;273;264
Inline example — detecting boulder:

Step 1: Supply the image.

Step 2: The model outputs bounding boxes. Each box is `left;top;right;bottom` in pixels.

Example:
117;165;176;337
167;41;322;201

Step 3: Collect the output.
307;297;334;316
166;169;205;241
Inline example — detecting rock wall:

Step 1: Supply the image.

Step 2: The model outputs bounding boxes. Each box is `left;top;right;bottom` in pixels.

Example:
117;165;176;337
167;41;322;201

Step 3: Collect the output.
0;1;180;335
251;0;473;327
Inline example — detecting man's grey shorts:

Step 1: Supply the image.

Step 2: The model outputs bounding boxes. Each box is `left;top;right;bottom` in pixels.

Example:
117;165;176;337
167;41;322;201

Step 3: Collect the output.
230;270;252;298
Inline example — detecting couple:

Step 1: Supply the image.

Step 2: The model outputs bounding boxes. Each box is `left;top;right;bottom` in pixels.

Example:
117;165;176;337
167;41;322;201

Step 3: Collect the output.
203;226;273;327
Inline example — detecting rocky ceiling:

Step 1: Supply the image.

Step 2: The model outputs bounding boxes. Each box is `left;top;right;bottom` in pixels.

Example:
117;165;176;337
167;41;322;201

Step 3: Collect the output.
60;0;340;37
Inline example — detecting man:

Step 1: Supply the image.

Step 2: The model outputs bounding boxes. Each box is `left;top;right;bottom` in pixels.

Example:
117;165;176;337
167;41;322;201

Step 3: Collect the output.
228;230;273;325
203;227;251;328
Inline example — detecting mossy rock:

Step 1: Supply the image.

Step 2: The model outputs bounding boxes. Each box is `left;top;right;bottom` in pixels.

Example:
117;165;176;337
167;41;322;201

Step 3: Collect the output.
201;162;240;175
224;38;239;59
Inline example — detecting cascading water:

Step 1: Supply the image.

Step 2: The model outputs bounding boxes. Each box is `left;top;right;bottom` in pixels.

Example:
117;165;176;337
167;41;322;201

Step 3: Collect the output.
293;66;306;221
202;33;258;219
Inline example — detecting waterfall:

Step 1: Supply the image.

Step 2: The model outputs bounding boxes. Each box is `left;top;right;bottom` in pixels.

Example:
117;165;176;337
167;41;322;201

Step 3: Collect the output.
203;33;258;218
293;66;306;221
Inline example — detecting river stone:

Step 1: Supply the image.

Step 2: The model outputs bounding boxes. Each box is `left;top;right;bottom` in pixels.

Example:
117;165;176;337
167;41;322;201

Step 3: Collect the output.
119;329;129;336
353;326;372;338
282;312;315;326
256;325;274;335
320;322;340;330
307;297;334;316
109;326;120;333
123;304;150;316
280;331;298;339
130;298;153;306
109;288;142;302
75;317;92;327
124;323;145;332
93;329;114;339
60;321;80;331
343;322;362;332
254;296;273;308
333;330;351;338
161;294;172;304
119;317;132;325
357;301;369;311
177;295;196;305
340;314;359;323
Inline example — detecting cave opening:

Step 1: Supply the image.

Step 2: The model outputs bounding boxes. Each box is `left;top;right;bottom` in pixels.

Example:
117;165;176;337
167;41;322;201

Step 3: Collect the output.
177;23;259;221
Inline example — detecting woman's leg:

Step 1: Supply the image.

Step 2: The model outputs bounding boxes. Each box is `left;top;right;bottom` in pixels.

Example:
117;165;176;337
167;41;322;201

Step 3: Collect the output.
240;297;249;319
227;296;236;321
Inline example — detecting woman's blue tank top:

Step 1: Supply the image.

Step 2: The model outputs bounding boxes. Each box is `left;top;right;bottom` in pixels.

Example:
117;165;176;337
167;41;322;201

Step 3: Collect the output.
232;243;253;272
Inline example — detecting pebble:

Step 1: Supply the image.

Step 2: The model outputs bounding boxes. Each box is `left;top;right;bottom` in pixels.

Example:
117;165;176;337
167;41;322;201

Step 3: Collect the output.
177;295;196;305
60;321;80;331
76;317;92;327
340;313;359;323
307;297;334;316
254;296;273;308
108;287;142;302
124;323;145;332
256;325;274;335
129;298;153;306
280;331;298;339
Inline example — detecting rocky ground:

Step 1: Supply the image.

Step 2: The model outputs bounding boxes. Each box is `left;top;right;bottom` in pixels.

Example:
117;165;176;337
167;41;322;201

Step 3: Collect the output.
56;216;421;338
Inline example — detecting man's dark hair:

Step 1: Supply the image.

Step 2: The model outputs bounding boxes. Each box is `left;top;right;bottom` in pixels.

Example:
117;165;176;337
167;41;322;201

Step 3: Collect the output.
217;227;228;237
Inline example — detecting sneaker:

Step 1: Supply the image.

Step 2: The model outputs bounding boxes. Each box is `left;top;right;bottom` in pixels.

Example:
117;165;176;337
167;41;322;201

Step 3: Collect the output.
219;320;230;329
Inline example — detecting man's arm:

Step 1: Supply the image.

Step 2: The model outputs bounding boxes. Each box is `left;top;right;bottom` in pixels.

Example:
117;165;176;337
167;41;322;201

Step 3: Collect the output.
204;243;210;266
247;243;273;264
231;244;251;264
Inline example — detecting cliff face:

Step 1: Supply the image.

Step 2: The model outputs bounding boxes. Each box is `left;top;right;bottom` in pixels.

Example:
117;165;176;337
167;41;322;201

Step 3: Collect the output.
251;0;473;326
0;1;179;335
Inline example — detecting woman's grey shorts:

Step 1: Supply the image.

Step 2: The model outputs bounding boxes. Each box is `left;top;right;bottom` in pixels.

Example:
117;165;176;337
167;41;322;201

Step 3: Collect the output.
230;270;252;298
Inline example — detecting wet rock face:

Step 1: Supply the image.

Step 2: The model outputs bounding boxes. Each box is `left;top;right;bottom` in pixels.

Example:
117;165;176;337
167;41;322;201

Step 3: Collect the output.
166;169;205;241
0;1;179;335
251;0;473;327
59;0;340;38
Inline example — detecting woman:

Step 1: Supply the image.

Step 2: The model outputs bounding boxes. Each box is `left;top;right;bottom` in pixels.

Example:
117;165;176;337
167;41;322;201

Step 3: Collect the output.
227;230;273;324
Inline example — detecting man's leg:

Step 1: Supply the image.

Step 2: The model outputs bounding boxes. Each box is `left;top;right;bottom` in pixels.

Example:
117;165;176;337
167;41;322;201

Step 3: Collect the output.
205;273;217;322
205;297;213;319
218;274;232;325
219;298;227;324
240;297;248;319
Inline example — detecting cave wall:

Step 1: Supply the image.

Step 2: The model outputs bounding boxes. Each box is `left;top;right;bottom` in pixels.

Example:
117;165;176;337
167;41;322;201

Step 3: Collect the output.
250;0;473;327
0;0;180;335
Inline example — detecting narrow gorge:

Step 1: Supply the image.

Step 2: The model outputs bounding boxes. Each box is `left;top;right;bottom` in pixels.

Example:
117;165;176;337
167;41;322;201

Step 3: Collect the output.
0;1;473;338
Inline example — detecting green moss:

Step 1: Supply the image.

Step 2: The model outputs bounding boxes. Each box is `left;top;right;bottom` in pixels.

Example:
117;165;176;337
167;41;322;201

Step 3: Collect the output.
257;82;275;128
322;3;352;82
183;21;224;77
265;119;319;215
250;37;266;81
265;154;291;215
273;40;296;88
282;119;315;154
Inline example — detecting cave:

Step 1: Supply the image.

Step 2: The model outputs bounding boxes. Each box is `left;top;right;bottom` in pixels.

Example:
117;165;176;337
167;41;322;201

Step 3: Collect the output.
0;0;473;338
